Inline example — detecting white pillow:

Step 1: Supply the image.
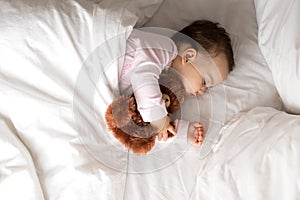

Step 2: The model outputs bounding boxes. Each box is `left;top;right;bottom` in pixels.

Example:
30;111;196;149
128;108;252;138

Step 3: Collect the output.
255;0;300;114
85;0;163;27
145;0;283;156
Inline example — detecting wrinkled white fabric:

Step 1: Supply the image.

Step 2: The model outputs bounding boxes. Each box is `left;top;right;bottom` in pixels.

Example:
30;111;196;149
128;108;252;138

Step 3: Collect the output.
0;119;44;200
0;0;162;199
193;107;300;200
1;0;299;200
123;107;300;200
255;0;300;114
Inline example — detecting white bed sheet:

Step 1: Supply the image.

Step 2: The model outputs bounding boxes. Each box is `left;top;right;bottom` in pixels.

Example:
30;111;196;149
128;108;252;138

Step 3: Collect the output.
1;0;299;199
0;117;44;200
0;0;153;199
123;107;300;200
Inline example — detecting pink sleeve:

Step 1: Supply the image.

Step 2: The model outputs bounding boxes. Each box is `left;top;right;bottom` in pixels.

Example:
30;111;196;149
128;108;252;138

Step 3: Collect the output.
129;29;178;122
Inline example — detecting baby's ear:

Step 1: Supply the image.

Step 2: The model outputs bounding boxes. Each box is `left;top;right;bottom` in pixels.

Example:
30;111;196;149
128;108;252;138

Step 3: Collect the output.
182;48;197;63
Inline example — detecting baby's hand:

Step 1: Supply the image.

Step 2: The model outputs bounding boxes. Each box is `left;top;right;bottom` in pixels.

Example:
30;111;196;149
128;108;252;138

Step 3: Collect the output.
187;122;204;146
150;116;176;141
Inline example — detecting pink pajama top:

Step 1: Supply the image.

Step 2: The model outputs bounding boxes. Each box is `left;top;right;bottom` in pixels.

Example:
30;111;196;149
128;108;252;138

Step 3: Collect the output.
119;29;178;122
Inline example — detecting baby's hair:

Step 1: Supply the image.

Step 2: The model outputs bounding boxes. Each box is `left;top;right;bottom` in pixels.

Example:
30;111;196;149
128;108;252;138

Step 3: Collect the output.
172;20;235;72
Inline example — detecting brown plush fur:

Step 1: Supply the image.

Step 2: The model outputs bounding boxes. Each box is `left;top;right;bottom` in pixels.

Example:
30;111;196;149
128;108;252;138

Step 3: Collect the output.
105;71;185;154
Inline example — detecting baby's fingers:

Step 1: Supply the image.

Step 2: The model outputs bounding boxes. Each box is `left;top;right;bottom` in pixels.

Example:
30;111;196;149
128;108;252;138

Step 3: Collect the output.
158;132;163;141
162;131;169;141
192;122;203;128
194;130;204;146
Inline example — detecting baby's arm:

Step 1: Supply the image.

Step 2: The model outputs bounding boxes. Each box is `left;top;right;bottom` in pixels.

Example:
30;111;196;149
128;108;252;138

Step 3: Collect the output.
131;70;176;140
128;29;178;139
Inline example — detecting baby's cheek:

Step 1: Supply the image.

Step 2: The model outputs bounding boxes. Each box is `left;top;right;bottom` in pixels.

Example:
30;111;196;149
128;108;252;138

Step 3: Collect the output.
181;79;193;93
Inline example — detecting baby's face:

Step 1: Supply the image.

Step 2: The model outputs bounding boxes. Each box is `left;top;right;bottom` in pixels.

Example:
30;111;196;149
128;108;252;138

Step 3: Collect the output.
172;52;229;96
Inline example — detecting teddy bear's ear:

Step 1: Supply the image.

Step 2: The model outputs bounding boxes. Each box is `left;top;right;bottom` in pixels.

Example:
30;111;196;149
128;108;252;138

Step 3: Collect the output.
159;70;186;113
105;96;131;130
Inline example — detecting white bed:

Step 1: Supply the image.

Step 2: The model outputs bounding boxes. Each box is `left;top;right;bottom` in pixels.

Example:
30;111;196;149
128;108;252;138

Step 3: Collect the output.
0;0;300;199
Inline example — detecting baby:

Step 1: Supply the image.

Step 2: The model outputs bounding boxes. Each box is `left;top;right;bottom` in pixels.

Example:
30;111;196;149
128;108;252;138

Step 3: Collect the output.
119;20;234;146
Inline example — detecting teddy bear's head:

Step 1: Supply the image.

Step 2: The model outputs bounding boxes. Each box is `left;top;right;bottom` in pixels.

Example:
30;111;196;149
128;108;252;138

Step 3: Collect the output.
105;70;185;154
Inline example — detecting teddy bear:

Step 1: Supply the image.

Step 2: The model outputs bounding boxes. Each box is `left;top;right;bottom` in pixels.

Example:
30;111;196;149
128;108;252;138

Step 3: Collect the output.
105;70;186;154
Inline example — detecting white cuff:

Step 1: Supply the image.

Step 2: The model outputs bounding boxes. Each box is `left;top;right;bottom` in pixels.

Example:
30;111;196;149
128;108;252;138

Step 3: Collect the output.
174;120;189;144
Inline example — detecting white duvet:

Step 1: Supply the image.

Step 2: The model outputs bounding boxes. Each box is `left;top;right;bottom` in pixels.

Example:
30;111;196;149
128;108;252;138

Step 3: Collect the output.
0;0;300;199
